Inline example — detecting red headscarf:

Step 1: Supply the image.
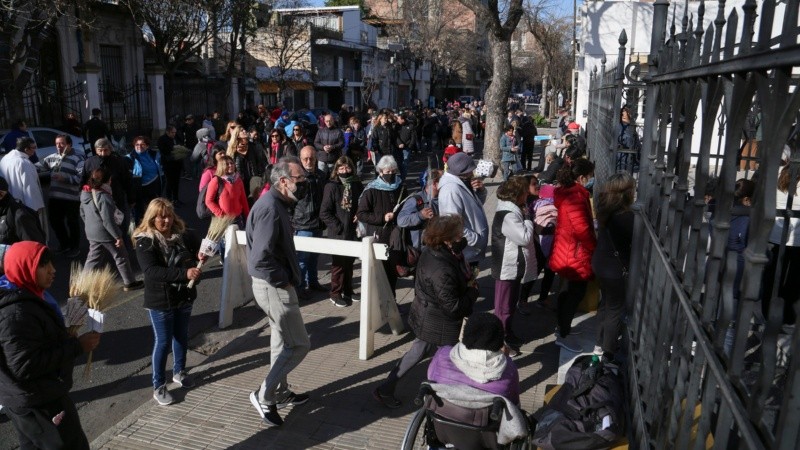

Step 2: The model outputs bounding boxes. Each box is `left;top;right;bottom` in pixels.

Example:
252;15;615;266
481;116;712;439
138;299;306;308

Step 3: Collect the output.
4;241;47;299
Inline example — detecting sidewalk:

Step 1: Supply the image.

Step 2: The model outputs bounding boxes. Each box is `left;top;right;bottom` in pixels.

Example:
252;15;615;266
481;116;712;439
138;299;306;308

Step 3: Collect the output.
93;146;595;450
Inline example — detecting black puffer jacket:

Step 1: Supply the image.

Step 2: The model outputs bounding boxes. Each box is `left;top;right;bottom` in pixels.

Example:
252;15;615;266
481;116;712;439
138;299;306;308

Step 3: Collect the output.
0;288;82;408
372;124;396;156
135;232;200;310
356;185;403;244
408;246;477;346
320;178;364;240
291;168;325;231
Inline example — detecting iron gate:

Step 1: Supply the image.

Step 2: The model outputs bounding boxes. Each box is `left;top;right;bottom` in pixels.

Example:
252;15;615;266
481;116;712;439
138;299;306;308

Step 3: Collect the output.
589;0;800;448
0;77;85;130
98;76;152;140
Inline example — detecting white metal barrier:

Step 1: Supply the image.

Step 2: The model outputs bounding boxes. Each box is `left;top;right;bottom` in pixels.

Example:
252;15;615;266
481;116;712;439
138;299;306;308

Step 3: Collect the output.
217;225;405;360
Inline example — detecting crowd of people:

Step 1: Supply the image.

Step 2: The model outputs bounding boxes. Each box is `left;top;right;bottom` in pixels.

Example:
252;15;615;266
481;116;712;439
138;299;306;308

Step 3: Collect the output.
2;94;788;448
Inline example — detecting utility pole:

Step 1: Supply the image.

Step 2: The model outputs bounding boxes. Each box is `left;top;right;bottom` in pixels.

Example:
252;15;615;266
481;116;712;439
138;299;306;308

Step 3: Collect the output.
572;0;577;118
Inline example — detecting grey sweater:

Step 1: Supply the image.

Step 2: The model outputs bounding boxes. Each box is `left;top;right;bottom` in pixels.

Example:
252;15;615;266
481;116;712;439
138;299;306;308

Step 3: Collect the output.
80;188;123;242
246;188;301;288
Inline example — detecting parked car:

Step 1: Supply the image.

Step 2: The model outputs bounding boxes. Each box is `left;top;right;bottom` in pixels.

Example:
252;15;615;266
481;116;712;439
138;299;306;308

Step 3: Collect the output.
309;108;339;124
0;127;86;159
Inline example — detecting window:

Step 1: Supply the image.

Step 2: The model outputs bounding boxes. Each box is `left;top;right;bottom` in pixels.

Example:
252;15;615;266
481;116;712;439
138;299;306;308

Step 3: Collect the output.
100;45;125;88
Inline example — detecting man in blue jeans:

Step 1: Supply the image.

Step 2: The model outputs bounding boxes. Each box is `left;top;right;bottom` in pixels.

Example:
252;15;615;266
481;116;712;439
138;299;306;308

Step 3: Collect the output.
246;157;311;427
293;146;327;298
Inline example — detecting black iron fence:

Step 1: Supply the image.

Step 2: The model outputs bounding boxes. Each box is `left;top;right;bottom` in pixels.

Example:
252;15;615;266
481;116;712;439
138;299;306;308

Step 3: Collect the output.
98;76;152;140
165;77;228;122
589;0;800;448
0;77;85;131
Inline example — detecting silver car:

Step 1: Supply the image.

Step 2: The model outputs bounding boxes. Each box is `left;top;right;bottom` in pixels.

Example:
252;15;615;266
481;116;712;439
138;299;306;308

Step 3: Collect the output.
0;127;87;159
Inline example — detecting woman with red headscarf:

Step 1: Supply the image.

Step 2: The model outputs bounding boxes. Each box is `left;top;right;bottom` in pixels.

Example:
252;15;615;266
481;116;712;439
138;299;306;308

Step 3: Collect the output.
0;241;100;449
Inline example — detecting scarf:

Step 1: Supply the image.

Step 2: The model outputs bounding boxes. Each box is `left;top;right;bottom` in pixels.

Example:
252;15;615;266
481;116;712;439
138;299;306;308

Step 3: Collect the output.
4;241;47;299
365;175;402;192
339;175;360;212
224;173;239;184
449;342;507;384
134;230;184;260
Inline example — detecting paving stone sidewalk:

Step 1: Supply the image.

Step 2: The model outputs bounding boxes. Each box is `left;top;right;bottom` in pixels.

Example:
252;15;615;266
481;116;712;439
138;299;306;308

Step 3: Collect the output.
93;144;594;450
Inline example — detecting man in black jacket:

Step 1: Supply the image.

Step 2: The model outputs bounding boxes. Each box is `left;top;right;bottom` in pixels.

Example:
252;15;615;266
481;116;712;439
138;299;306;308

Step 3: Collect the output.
82;138;135;230
0;242;100;449
313;114;343;177
246;156;311;427
293;146;327;297
395;113;415;180
83;108;110;155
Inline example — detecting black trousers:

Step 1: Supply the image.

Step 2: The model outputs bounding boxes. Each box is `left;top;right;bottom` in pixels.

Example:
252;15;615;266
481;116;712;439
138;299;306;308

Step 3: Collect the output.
330;254;355;297
48;199;80;251
5;395;90;450
378;338;437;395
596;276;627;354
556;280;588;336
163;160;183;203
133;179;163;225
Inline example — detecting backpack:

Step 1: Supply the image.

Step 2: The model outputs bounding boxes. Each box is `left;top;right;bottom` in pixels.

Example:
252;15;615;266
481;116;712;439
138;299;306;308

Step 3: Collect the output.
0;200;45;245
196;176;225;220
532;355;625;449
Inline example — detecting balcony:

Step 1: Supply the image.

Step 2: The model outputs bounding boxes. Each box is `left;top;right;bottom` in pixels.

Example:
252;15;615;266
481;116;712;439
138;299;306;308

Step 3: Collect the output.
310;24;343;41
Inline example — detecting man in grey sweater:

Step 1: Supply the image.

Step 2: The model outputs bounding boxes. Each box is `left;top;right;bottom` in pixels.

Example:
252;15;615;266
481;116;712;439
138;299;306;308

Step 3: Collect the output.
246;156;310;427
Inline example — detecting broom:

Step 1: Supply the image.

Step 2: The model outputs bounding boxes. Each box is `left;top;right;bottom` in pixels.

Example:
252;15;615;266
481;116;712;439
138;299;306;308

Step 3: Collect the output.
67;263;124;378
187;215;236;289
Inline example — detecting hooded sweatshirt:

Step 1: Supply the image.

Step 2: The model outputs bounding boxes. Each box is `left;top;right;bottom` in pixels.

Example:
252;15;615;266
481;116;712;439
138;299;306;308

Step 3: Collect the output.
427;344;520;405
437;172;488;263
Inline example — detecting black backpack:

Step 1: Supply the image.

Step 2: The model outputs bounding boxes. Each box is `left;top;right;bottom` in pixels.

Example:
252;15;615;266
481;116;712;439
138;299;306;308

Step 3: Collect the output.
532;355;626;449
0;199;45;245
196;176;225;220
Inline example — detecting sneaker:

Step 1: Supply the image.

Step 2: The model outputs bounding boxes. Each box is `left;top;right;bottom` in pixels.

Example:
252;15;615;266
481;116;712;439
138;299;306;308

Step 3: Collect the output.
348;295;360;302
593;345;604;356
124;280;144;291
172;370;194;389
276;391;309;409
505;345;522;359
330;295;348;308
554;335;582;353
373;388;402;409
250;391;283;427
153;384;173;406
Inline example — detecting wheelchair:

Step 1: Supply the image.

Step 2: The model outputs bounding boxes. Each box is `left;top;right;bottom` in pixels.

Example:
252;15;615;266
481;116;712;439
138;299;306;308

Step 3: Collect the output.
400;382;535;450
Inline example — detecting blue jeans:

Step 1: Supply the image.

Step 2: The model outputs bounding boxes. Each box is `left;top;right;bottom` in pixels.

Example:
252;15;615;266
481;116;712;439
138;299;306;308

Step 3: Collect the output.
148;305;192;389
295;229;321;287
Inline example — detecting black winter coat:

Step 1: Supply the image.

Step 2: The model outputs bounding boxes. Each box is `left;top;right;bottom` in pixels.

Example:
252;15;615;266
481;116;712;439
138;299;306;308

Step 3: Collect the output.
232;146;266;198
82;153;134;210
409;246;477;346
372;124;396;156
356;185;403;244
291;168;325;231
0;288;82;408
320;178;364;240
591;210;634;280
135;233;200;310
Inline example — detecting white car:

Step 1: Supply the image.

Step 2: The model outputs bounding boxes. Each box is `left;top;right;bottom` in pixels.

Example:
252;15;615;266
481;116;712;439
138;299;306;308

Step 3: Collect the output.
0;127;87;160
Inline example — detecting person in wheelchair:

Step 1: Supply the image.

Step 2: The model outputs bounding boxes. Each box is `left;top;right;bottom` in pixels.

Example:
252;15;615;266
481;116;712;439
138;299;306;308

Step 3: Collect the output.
427;312;520;405
403;313;530;449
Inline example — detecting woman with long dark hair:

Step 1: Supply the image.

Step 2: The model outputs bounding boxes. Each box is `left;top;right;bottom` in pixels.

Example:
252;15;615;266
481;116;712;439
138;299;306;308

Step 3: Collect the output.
549;158;596;353
592;172;635;359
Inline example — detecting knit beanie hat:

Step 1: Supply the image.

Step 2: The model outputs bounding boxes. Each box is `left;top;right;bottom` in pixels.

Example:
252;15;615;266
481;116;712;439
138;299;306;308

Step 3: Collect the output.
462;313;505;352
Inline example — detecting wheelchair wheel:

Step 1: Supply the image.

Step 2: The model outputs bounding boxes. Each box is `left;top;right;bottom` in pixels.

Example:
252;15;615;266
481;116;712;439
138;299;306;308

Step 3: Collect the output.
401;408;429;450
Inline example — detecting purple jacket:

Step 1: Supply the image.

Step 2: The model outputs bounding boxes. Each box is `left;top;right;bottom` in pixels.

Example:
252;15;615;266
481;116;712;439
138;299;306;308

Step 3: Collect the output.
427;345;520;405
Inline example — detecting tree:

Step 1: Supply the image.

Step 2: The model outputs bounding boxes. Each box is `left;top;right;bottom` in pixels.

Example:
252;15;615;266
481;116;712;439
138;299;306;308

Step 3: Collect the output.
251;5;313;107
216;0;263;111
455;0;524;163
524;0;571;117
124;0;231;116
0;1;91;124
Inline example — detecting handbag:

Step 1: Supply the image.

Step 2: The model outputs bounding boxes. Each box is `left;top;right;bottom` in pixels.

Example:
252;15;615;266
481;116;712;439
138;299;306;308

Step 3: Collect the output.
390;226;420;278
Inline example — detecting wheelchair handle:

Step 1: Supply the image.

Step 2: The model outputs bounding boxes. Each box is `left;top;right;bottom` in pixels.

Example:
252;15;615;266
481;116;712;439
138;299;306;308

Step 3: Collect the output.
489;398;505;422
414;384;434;406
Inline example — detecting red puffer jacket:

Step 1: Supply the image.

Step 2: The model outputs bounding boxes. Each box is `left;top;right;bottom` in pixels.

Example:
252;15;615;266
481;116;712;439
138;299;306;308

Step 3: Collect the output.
550;183;596;281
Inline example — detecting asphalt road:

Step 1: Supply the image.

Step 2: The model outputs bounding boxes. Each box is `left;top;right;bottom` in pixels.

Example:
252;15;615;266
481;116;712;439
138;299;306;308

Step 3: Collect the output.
0;177;256;449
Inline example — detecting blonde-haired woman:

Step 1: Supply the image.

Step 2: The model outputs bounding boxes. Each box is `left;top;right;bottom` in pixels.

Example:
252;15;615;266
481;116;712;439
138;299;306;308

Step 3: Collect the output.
134;198;205;406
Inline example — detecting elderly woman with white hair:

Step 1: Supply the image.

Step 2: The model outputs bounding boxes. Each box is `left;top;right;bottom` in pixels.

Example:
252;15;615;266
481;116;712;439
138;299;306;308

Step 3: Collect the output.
357;155;404;295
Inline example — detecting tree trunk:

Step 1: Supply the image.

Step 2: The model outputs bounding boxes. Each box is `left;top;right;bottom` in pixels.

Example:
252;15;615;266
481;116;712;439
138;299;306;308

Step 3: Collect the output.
483;33;513;164
541;63;549;118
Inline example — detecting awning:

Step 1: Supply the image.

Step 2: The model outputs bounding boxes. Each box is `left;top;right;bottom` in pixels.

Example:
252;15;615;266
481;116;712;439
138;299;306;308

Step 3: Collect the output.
258;80;314;93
